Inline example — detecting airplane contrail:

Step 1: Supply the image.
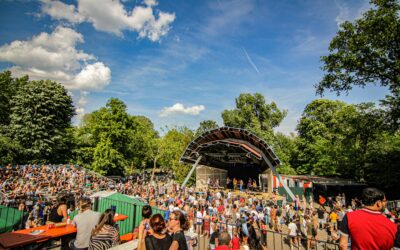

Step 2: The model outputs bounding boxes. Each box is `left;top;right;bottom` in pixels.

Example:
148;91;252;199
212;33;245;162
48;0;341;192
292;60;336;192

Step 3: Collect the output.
242;47;260;74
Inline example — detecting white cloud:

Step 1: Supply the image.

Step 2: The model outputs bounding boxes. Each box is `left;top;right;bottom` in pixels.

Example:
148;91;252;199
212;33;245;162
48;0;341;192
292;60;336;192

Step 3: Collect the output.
75;91;89;120
0;26;111;91
335;0;371;27
144;0;158;7
40;0;175;41
160;103;205;117
40;0;85;24
74;63;111;91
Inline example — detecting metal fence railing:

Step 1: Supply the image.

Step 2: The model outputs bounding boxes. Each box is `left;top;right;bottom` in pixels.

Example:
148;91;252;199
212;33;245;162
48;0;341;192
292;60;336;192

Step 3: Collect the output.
387;200;400;211
187;217;340;250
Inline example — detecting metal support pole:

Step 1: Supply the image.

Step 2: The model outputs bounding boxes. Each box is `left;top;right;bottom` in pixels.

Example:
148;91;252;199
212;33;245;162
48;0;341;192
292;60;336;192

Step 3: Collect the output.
181;156;202;189
261;154;295;201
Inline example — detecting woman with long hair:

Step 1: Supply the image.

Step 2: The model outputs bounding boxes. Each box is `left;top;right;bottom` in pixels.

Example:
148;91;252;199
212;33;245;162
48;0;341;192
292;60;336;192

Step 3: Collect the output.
88;209;119;250
168;210;189;250
144;214;172;250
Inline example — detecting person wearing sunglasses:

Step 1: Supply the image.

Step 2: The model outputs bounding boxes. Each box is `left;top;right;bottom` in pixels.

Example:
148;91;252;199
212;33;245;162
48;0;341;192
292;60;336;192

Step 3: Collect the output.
168;210;189;250
142;214;171;250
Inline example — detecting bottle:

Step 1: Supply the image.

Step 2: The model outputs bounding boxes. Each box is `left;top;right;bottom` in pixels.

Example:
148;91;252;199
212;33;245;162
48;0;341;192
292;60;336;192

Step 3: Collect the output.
67;218;71;225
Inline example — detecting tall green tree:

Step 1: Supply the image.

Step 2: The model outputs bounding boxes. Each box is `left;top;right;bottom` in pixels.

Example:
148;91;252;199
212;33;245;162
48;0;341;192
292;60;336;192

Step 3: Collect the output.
75;98;158;175
0;135;22;165
8;80;75;163
316;0;400;128
222;93;294;173
195;120;219;137
159;127;195;184
92;135;127;176
127;115;158;173
296;99;387;179
274;132;298;175
76;98;131;174
296;99;348;175
0;71;28;127
222;93;287;142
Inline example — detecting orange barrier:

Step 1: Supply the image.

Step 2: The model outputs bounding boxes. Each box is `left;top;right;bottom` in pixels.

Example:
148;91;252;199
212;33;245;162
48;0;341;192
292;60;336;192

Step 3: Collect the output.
120;233;133;242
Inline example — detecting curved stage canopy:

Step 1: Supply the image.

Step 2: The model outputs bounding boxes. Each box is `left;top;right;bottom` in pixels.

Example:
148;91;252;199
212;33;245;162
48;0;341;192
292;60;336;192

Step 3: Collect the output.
180;126;280;172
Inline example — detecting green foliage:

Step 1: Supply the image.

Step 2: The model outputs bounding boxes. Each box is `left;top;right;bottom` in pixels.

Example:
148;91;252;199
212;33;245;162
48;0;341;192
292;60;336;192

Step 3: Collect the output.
127;116;158;173
0;71;28;127
92;136;127;176
296;99;388;179
364;132;400;191
160;127;195;184
195;120;219;137
274;132;298;175
222;93;287;142
317;0;400;128
75;98;158;175
0;135;22;165
221;93;295;173
8;79;75;163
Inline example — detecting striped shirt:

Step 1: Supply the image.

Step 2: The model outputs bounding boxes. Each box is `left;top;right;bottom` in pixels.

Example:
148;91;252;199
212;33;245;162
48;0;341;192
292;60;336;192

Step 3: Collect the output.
89;225;119;250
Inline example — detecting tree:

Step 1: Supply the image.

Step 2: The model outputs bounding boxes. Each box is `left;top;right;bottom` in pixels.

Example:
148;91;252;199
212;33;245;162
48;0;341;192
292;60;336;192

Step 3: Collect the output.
222;93;295;173
159;127;195;184
128;115;158;173
0;71;28;127
296;99;387;179
296;99;351;175
75;98;158;175
8;80;75;163
0;135;22;165
92;135;127;176
316;0;400;128
195;120;219;137
221;93;287;142
274;132;298;175
365;132;400;198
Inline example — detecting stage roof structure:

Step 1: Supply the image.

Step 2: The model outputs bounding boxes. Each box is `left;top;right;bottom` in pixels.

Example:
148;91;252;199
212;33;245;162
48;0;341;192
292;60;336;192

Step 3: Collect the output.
180;126;281;172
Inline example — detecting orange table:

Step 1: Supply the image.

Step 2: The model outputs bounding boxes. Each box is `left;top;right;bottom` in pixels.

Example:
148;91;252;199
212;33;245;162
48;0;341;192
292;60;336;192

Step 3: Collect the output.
2;214;129;248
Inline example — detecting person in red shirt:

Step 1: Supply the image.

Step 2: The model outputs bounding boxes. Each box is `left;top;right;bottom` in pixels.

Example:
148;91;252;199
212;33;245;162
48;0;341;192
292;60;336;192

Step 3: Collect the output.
339;187;400;250
319;195;326;205
215;231;232;250
231;232;240;250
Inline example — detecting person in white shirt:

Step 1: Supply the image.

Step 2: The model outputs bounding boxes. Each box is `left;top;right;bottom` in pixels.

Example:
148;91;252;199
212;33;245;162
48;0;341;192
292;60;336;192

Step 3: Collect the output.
196;206;204;235
288;218;298;248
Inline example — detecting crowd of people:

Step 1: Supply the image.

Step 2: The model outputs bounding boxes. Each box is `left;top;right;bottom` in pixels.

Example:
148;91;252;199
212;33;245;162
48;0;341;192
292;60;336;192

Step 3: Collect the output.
1;164;400;250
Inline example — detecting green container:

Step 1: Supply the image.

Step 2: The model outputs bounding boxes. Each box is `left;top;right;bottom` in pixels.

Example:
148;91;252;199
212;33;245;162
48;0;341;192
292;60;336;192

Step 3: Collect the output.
97;193;165;235
0;205;26;233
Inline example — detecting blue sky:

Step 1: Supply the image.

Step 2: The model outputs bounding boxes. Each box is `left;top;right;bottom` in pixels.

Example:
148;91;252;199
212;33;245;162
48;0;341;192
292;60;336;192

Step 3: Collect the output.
0;0;388;134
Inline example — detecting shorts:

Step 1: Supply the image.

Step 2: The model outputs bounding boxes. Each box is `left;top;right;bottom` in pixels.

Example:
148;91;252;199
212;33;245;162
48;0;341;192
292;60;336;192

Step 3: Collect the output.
197;222;202;225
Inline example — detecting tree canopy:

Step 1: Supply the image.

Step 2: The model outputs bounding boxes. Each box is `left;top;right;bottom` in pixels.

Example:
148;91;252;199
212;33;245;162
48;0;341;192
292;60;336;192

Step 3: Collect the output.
222;93;287;141
316;0;400;128
195;120;219;137
8;79;75;163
